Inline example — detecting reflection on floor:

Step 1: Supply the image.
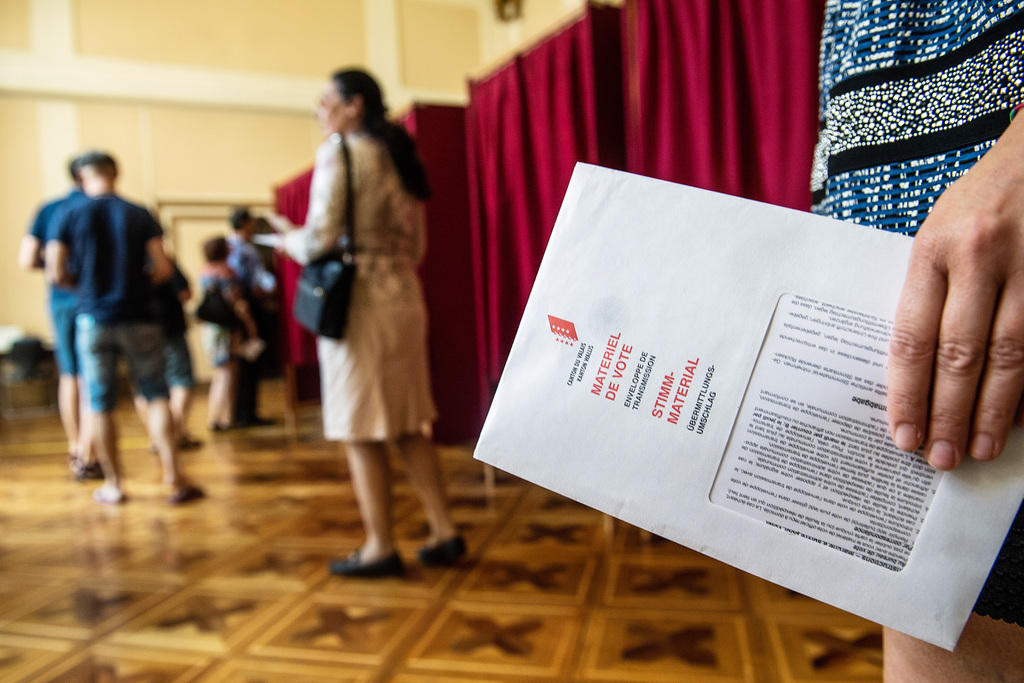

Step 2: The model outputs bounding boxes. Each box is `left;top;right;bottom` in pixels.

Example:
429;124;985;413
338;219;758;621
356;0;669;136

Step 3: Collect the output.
0;380;882;681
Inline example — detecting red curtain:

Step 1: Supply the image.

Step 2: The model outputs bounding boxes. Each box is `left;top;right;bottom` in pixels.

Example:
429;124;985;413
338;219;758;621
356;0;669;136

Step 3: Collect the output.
274;168;318;367
274;168;321;405
467;3;624;387
403;104;485;442
622;0;824;209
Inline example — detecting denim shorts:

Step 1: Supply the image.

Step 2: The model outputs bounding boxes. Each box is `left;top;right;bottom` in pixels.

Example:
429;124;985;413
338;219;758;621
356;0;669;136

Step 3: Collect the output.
201;323;233;368
75;315;169;412
50;300;79;376
163;334;196;388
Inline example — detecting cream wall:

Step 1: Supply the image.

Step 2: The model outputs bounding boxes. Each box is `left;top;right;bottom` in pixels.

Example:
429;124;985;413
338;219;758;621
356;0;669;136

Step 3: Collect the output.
0;0;595;378
74;0;367;77
0;0;31;50
0;95;46;339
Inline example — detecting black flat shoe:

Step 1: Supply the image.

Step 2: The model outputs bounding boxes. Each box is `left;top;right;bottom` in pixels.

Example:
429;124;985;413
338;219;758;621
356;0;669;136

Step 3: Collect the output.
418;535;466;567
168;485;205;505
329;551;404;578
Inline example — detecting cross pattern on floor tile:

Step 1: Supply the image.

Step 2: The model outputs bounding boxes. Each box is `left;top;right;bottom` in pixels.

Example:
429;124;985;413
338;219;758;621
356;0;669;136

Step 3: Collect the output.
519;523;584;544
224;518;263;534
236;461;340;484
481;562;568;590
37;588;134;624
145;519;174;536
243;552;312;576
0;652;22;669
156;598;257;632
290;607;392;645
296;461;343;479
627;568;710;595
803;630;883;670
451;616;543;657
447;495;490;510
311;517;365;534
72;661;167;682
621;623;717;666
157;549;215;572
402;520;474;541
70;546;134;568
273;495;308;506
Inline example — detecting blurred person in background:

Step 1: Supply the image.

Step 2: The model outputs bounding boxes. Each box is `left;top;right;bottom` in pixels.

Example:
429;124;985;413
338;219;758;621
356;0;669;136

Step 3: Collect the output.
813;2;1024;679
227;206;276;427
46;151;203;505
198;236;259;432
268;68;463;578
134;258;201;451
17;155;100;481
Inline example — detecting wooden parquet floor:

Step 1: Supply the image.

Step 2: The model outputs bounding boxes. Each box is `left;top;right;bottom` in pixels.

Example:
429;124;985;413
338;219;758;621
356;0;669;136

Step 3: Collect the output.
0;380;883;682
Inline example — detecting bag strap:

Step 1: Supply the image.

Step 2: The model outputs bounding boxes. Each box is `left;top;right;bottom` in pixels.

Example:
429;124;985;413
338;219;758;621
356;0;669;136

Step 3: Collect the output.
339;135;356;258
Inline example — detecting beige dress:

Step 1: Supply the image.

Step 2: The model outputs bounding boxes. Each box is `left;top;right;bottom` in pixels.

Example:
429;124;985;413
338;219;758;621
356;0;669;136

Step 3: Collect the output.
283;133;437;441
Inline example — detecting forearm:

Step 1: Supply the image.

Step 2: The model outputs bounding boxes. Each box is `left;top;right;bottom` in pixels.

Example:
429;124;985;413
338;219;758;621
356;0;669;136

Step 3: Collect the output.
145;237;174;285
281;224;337;265
17;236;43;270
43;241;73;287
150;258;174;285
231;297;258;337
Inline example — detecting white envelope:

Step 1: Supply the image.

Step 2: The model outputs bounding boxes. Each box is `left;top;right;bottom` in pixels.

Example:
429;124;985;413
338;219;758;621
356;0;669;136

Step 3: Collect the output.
252;233;284;248
474;163;1024;650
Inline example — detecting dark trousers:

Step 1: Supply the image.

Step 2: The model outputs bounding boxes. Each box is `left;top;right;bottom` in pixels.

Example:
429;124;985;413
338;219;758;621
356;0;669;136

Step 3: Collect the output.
234;297;269;423
234;354;260;423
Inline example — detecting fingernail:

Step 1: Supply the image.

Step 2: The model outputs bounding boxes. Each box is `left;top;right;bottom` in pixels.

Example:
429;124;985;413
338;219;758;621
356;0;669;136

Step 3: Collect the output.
970;434;996;461
893;423;920;451
928;440;959;470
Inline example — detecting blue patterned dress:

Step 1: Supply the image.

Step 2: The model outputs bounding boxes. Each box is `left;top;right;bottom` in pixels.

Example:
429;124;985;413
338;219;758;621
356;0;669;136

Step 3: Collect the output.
813;0;1024;626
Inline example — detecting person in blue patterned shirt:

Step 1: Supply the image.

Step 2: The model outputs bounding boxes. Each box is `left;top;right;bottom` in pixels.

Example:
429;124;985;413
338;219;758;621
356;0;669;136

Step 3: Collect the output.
813;1;1024;679
227;206;275;427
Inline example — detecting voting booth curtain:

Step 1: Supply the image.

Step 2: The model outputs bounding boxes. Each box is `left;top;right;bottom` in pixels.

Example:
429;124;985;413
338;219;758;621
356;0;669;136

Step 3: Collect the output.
403;104;486;442
273;105;483;442
274;169;318;368
622;0;825;209
466;2;624;388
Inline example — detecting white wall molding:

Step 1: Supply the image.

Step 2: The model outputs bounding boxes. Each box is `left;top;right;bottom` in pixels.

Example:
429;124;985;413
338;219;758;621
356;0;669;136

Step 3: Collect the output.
0;49;469;113
0;50;326;113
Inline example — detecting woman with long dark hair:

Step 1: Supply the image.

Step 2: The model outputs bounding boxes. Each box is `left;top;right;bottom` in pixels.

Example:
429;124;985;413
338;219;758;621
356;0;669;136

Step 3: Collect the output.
269;69;463;577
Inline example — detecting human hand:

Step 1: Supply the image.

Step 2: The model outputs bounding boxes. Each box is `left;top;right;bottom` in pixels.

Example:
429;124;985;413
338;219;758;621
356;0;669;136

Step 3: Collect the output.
888;117;1024;470
263;212;291;233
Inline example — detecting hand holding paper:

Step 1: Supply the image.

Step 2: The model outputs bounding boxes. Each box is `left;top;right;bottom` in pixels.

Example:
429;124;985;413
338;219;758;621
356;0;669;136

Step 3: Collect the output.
252;233;284;249
475;163;1024;650
888;117;1024;469
262;212;292;234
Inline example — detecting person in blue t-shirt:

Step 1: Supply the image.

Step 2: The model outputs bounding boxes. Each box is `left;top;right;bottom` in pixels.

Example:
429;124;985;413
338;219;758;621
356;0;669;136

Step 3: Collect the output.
45;151;203;506
17;155;100;481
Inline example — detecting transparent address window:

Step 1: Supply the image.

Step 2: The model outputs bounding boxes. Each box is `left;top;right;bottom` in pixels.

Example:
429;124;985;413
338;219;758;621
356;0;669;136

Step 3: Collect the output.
710;293;940;571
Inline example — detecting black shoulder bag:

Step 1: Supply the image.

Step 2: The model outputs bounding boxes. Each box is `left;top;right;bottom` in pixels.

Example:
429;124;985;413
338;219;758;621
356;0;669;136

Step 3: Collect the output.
195;283;239;328
293;135;356;340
